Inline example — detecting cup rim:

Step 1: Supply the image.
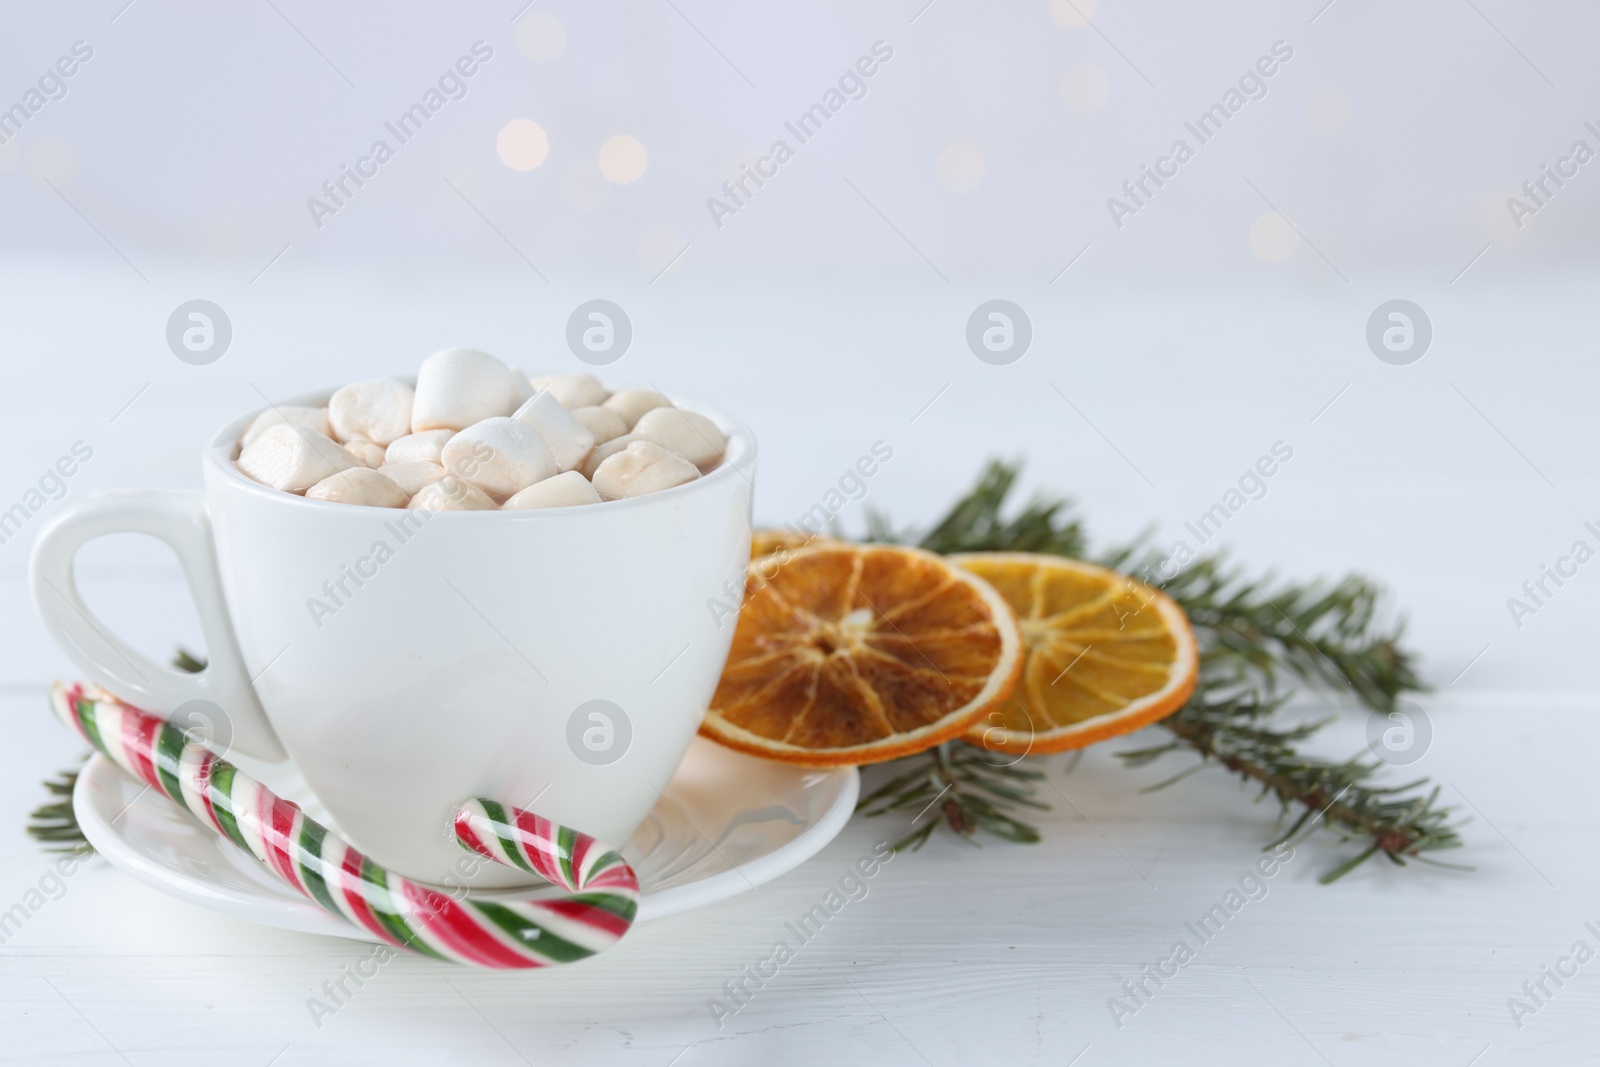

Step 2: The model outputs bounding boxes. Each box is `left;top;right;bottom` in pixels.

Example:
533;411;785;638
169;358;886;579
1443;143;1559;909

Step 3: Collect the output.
205;383;757;517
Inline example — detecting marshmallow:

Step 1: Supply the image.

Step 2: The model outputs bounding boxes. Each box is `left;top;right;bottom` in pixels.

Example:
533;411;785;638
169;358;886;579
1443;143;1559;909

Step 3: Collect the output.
502;471;604;510
377;460;447;496
328;378;415;446
570;405;629;446
342;438;387;469
591;440;700;500
408;475;498;512
384;430;454;466
538;373;610;409
632;407;728;470
508;367;535;409
240;405;331;447
601;389;671;429
411;348;520;432
441;417;556;501
305;467;409;508
236;423;360;493
580;434;639;479
233;362;724;510
512;391;595;473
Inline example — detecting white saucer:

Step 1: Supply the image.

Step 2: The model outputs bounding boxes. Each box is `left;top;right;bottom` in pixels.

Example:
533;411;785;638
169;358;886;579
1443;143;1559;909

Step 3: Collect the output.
75;739;858;940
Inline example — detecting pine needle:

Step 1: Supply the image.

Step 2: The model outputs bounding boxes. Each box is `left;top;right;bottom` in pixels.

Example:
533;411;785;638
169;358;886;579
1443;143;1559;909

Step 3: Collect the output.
27;649;209;854
26;763;88;853
857;459;1465;882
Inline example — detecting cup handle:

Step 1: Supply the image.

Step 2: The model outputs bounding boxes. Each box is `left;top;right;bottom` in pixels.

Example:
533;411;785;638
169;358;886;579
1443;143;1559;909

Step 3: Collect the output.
30;490;287;761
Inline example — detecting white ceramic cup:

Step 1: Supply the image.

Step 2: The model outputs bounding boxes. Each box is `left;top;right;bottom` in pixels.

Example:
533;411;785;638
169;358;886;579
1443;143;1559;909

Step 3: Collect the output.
31;390;755;889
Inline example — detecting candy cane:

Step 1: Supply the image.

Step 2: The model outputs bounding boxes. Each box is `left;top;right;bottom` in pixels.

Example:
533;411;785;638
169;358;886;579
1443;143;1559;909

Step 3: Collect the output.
50;682;638;968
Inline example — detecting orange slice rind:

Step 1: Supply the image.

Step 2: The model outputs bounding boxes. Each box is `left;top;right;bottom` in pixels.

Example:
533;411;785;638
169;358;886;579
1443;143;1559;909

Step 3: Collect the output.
953;552;1198;755
750;528;834;561
702;543;1023;766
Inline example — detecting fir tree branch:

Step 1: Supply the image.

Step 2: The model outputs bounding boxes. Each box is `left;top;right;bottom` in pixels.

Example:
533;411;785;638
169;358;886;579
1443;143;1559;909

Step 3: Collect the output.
858;743;1046;852
868;460;1088;559
1110;546;1424;715
1122;684;1463;883
857;459;1465;881
27;763;88;853
28;649;209;853
170;646;208;674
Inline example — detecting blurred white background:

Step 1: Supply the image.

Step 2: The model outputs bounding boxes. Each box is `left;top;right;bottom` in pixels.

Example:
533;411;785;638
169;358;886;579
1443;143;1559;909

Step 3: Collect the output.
4;4;1600;1064
5;0;1598;274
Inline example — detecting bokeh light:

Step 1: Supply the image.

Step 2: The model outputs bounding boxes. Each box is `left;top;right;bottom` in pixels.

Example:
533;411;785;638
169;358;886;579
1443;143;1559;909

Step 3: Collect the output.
599;135;648;184
515;12;565;63
496;119;549;172
936;143;986;193
1479;193;1531;245
721;145;764;184
1060;63;1111;113
1306;87;1353;136
1048;0;1099;29
1249;212;1301;262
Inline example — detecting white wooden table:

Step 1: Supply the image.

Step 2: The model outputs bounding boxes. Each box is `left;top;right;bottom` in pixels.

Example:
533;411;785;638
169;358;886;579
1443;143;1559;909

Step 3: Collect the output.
2;272;1595;1066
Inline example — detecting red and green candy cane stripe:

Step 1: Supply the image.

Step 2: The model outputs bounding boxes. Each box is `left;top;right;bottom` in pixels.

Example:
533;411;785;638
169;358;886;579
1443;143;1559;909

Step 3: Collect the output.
50;682;639;968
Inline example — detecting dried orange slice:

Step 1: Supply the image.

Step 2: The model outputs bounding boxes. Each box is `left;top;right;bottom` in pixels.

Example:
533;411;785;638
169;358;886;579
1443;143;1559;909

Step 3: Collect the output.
750;528;832;560
953;553;1198;755
703;543;1023;766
